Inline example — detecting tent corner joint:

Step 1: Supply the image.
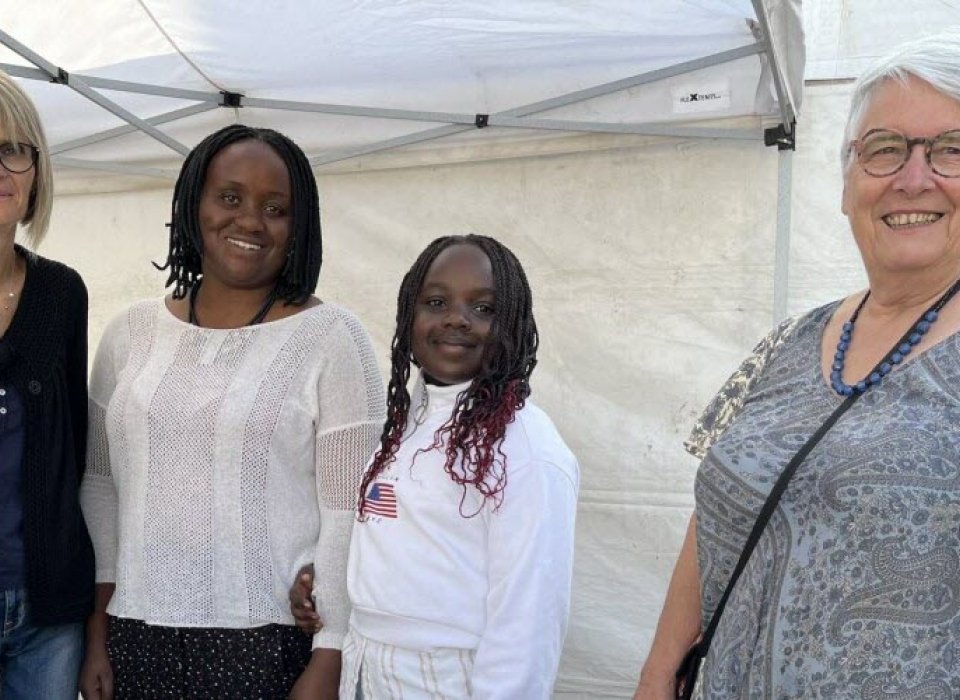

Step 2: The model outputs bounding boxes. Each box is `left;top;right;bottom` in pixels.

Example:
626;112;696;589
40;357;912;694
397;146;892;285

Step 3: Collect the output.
764;121;796;151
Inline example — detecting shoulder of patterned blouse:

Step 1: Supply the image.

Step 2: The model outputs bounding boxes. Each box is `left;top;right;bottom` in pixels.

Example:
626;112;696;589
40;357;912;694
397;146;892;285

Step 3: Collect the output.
684;314;804;460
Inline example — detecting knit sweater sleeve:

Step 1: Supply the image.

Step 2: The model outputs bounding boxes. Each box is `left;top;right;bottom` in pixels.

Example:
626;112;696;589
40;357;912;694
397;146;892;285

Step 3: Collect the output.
79;310;130;583
311;311;385;650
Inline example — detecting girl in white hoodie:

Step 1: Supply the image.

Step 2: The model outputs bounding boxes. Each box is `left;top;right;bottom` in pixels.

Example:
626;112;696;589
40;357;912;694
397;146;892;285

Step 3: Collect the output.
294;234;579;699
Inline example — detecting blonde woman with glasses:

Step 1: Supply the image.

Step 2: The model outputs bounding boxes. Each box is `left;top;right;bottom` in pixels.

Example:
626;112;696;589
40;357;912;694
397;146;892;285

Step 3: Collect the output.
0;70;92;700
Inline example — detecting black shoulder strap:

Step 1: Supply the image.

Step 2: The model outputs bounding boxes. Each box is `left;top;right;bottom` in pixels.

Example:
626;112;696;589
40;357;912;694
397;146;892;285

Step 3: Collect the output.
682;282;960;689
696;391;858;653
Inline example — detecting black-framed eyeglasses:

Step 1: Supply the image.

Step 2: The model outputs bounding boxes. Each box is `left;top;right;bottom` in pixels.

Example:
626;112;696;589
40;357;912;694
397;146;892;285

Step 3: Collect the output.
0;142;38;174
848;128;960;178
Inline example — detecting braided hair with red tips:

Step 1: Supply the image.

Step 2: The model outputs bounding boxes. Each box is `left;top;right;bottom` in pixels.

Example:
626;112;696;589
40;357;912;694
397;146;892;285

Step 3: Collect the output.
358;234;539;519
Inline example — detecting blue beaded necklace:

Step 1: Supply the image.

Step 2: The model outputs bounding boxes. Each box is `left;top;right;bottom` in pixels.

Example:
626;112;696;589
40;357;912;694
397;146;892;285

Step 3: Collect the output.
831;278;960;396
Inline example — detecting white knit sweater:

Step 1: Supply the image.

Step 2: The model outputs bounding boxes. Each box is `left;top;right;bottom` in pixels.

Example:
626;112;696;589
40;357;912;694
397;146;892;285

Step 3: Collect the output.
80;299;385;649
347;376;579;698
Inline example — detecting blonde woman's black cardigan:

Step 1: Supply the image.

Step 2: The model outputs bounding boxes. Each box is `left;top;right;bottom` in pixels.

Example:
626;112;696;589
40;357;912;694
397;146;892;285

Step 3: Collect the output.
8;248;93;624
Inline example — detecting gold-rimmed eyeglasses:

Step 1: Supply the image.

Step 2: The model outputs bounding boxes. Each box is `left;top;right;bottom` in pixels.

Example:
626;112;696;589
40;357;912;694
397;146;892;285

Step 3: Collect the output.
0;142;38;174
848;128;960;178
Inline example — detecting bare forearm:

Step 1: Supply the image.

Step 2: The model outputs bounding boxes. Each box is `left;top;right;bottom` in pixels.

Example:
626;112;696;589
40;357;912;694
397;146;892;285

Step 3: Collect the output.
307;647;341;675
85;583;115;645
290;648;342;700
639;515;702;691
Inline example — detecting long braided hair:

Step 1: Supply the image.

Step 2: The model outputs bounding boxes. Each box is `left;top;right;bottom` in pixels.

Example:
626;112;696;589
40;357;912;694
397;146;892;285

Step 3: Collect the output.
156;124;322;304
358;234;539;518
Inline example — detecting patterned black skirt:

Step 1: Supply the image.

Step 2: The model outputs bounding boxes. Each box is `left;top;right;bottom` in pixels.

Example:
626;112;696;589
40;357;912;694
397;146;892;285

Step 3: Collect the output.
107;616;311;699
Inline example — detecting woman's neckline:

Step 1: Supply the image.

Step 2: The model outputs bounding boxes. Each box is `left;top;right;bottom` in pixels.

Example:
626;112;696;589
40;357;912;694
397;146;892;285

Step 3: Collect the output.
815;297;960;399
1;245;31;341
161;294;325;331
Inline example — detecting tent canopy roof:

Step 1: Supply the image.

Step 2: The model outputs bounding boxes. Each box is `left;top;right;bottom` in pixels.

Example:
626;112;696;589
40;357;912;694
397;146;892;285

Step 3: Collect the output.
0;1;803;184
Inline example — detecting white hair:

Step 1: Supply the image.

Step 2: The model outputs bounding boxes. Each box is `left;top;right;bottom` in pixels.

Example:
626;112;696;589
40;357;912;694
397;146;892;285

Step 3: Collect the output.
841;31;960;171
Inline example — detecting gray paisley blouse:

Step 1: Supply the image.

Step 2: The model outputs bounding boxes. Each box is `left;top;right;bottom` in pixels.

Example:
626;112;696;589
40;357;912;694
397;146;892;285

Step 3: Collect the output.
690;302;960;699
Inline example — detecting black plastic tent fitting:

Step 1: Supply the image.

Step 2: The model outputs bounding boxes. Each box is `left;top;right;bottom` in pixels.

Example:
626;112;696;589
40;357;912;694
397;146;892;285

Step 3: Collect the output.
764;121;796;151
220;91;243;108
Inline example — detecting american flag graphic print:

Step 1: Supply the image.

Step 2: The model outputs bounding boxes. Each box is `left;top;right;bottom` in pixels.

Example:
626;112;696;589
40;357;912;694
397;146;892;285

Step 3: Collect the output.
365;482;397;518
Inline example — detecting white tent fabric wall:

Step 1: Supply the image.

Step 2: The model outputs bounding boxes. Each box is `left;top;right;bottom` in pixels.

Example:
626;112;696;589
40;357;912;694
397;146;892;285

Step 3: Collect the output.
788;0;960;321
2;1;809;697
42;133;781;698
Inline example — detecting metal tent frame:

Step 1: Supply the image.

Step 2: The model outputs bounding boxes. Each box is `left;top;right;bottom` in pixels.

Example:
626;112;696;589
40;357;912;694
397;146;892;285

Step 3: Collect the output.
0;0;798;321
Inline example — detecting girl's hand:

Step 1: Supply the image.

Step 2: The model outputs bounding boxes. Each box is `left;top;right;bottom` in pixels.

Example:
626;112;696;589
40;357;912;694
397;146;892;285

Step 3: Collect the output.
289;563;323;634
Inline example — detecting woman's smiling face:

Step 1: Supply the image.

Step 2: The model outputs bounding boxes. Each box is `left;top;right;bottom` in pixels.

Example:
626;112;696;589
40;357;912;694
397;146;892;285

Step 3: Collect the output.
198;139;292;292
411;243;496;386
843;76;960;278
0;134;35;239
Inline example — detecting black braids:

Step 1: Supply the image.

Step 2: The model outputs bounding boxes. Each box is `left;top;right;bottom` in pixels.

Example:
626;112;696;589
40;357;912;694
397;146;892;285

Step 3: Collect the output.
358;236;460;516
158;126;237;296
157;144;203;298
358;233;540;517
471;233;538;403
264;129;323;305
156;124;323;304
374;241;444;451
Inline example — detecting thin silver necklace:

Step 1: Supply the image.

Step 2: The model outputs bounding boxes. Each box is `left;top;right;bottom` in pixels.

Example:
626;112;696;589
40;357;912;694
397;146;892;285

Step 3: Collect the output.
0;255;19;317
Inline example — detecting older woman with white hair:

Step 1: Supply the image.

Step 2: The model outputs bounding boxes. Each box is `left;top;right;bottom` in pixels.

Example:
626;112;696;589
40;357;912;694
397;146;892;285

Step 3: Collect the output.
0;71;92;699
635;32;960;699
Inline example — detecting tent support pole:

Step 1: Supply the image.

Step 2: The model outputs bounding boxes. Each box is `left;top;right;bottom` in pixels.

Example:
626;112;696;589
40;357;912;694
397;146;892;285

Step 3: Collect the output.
0;29;775;170
50;103;219;155
0;29;190;155
1;40;763;132
50;155;177;179
241;97;475;125
773;146;793;323
63;79;191;155
488;117;759;140
0;62;217;102
750;0;796;128
498;42;765;117
312;41;765;166
0;64;49;81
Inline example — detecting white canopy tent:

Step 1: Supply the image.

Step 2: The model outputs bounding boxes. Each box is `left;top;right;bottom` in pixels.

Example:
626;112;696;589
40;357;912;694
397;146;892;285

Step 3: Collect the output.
1;2;805;695
1;2;802;168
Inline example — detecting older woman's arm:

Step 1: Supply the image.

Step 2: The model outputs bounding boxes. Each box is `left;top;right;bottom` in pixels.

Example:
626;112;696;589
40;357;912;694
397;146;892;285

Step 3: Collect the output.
634;514;702;700
633;319;799;699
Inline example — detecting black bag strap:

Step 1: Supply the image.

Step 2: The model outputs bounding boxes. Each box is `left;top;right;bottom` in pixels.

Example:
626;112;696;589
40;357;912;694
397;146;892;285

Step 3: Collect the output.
695;390;858;654
673;389;860;699
691;281;960;665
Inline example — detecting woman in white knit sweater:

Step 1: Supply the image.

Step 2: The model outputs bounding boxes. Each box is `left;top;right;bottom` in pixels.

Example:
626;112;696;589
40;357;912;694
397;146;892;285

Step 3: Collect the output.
294;234;579;699
78;125;385;700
